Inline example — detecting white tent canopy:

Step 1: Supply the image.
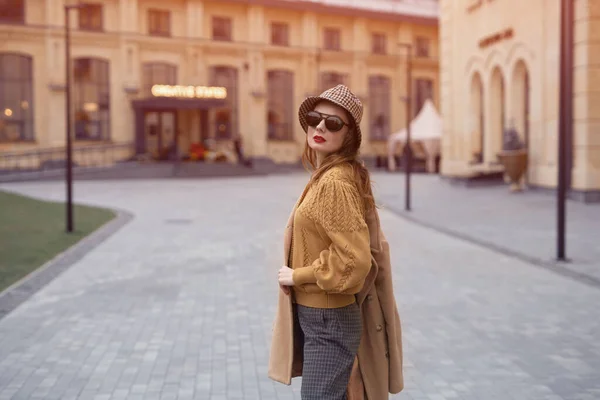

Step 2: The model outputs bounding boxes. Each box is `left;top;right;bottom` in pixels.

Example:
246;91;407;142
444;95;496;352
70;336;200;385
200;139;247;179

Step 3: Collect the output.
387;99;442;172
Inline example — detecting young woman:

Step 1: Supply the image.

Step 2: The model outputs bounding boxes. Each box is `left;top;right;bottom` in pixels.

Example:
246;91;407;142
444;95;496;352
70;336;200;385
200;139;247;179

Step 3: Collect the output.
269;84;380;399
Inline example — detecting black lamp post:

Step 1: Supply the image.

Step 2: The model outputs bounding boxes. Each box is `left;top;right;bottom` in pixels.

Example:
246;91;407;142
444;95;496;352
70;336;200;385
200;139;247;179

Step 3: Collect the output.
64;1;85;233
398;43;413;211
557;0;573;261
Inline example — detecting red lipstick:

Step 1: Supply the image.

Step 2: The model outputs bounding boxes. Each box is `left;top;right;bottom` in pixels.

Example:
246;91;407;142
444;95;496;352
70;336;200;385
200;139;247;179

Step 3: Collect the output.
314;135;326;143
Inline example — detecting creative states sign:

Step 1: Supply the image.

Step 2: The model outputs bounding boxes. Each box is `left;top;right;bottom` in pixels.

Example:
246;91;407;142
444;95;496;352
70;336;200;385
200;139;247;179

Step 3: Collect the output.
151;85;227;99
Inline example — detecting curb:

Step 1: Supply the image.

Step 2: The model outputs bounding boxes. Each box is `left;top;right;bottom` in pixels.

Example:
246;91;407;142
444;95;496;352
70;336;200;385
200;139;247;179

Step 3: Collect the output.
382;203;600;291
0;208;134;320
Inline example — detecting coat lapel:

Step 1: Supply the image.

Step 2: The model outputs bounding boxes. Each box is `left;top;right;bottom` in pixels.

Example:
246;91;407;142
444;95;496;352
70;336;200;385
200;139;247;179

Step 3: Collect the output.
268;183;311;385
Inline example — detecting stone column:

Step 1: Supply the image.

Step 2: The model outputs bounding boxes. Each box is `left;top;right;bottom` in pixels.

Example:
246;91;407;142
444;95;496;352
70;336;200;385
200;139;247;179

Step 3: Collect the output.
572;0;600;202
246;5;267;160
302;12;318;49
352;54;369;154
186;1;203;38
439;0;457;174
45;0;62;26
119;0;137;33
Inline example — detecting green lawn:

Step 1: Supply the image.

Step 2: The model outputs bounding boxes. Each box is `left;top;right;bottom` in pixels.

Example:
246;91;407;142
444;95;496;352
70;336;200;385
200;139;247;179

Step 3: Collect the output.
0;191;116;292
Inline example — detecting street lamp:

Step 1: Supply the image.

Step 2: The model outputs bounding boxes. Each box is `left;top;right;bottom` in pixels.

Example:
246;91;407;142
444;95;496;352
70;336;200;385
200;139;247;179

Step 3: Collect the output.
398;43;413;211
557;0;573;261
64;1;85;233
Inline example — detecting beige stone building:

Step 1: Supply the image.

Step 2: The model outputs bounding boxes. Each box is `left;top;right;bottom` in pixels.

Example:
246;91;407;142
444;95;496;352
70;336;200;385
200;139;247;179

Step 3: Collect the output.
439;0;600;202
0;0;438;169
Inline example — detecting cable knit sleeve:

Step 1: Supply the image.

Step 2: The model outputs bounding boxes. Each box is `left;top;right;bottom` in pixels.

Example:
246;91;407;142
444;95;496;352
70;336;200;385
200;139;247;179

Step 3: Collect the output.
293;178;372;294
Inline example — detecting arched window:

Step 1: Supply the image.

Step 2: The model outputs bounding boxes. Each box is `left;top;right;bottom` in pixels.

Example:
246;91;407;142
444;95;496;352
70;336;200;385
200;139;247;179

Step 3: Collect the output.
511;60;530;149
209;66;238;140
320;72;347;92
369;75;391;141
0;53;34;142
142;62;177;96
414;78;434;117
73;58;110;140
470;72;484;164
267;70;294;141
490;67;505;157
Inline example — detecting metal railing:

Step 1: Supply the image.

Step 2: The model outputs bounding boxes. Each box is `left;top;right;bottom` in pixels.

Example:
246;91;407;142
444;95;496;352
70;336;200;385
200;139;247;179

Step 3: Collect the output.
0;141;135;179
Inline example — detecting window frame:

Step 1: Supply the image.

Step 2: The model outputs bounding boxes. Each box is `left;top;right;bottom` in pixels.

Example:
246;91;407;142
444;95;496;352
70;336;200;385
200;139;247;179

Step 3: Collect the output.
73;57;111;141
368;75;391;142
209;66;238;140
0;0;25;24
78;3;104;32
414;78;434;117
270;22;289;47
0;53;35;142
320;72;347;92
415;36;431;58
372;32;387;55
267;70;294;142
148;8;171;37
323;27;341;51
212;16;233;41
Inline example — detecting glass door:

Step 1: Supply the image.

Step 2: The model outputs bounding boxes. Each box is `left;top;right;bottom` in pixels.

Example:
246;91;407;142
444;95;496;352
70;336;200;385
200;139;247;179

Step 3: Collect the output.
160;112;176;159
144;111;176;160
145;112;160;159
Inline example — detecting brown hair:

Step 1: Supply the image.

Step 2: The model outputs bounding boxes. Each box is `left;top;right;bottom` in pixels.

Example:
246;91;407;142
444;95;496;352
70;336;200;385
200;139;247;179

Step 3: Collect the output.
301;105;376;212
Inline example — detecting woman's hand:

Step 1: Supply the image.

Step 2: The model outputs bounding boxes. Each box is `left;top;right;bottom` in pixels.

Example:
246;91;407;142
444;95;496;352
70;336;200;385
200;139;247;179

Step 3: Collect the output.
278;266;295;293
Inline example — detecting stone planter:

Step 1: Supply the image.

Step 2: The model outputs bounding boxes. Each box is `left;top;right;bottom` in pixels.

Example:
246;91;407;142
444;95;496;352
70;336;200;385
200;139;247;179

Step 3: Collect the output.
497;149;528;192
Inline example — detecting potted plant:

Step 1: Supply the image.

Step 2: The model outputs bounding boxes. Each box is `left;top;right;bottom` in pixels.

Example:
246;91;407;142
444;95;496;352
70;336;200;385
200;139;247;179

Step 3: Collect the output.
497;125;528;192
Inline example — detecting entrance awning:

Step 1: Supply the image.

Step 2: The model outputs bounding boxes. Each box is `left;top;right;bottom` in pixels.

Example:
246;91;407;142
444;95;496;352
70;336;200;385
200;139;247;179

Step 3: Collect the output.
132;97;227;110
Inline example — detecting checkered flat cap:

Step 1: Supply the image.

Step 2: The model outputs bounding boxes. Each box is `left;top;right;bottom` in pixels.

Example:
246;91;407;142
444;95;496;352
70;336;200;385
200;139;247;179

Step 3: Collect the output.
298;84;363;147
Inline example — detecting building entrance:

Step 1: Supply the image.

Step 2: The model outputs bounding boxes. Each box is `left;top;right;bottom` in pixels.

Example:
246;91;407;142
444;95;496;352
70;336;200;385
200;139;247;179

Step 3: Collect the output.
144;110;176;160
132;95;228;161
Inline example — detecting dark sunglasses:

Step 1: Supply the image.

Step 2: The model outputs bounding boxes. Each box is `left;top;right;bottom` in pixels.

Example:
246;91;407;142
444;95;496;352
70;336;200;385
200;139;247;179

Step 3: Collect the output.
305;111;350;132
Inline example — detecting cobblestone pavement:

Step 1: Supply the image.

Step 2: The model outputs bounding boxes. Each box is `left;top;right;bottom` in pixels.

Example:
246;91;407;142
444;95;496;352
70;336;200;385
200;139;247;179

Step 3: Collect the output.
372;173;600;285
1;174;599;400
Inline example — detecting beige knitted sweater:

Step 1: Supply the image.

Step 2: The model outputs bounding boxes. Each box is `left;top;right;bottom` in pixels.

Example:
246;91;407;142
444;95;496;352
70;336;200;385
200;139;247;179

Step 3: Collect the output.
290;164;372;309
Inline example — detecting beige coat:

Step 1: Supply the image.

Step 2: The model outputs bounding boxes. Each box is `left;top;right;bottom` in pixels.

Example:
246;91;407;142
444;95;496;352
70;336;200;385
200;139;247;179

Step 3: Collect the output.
268;201;404;399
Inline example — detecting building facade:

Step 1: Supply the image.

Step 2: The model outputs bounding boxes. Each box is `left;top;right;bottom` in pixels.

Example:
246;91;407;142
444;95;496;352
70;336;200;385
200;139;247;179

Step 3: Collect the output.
0;0;438;167
440;0;600;202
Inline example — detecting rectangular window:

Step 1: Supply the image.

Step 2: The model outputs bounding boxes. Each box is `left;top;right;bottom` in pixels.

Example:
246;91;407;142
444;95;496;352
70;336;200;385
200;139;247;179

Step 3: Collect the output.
372;33;387;55
148;9;171;37
79;3;103;31
212;16;232;41
324;28;341;51
415;36;430;58
271;22;289;46
0;0;25;24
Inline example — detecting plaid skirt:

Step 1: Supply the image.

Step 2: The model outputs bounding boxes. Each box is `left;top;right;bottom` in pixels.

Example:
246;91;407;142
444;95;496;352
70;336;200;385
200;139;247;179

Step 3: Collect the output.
297;303;362;400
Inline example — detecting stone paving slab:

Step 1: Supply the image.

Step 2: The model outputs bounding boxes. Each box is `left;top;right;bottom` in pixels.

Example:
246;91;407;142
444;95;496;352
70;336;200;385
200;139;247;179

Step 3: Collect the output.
0;209;133;321
372;173;600;286
0;175;599;400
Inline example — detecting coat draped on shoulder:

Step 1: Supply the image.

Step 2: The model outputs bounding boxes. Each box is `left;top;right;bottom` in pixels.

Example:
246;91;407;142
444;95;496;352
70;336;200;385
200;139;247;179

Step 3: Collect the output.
268;199;404;399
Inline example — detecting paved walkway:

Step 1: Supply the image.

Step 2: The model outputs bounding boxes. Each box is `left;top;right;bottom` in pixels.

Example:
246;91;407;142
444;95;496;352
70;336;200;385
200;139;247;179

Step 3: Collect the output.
373;173;600;286
0;174;599;400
